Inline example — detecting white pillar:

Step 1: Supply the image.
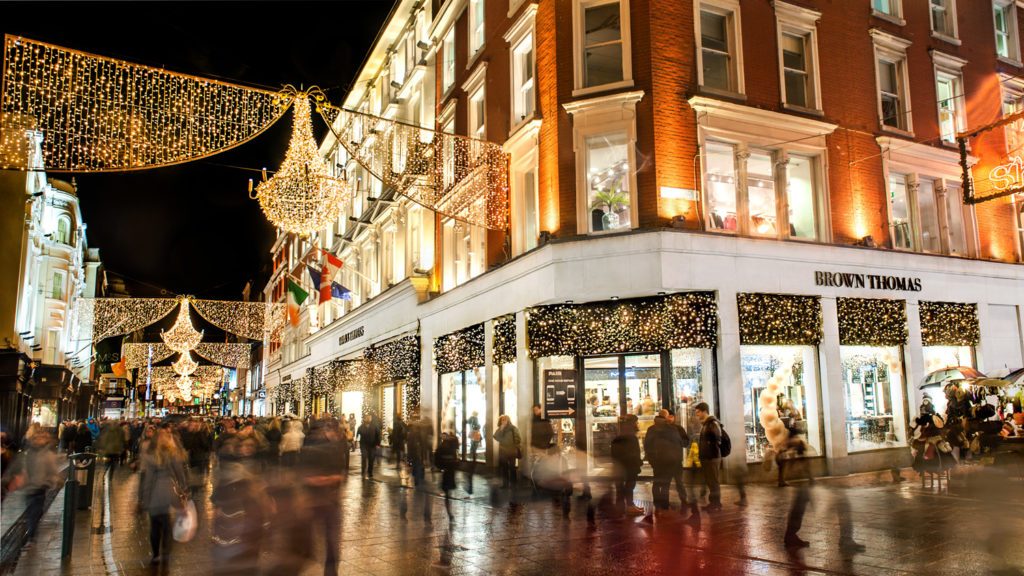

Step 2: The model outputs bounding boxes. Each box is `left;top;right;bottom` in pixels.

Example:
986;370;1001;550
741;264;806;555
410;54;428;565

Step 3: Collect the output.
484;319;496;467
818;296;848;475
905;301;925;411
714;288;746;479
975;301;993;374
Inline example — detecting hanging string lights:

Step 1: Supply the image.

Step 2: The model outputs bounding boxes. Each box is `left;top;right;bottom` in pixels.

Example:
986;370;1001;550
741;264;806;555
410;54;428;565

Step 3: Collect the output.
254;89;349;236
121;343;175;370
194;343;252;369
0;36;288;172
74;298;179;343
160;299;204;354
837;297;908;346
191;300;285;343
434;324;485;374
919;301;980;346
737;293;823;346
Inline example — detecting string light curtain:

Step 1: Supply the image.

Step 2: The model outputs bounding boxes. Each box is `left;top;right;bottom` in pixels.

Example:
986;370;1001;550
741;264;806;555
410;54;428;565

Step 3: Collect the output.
837;298;908;346
0;36;288;172
254;90;349;235
318;100;509;231
919;301;980;346
121;343;175;369
434;324;485;374
194;343;252;369
737;293;823;346
364;335;421;414
192;299;286;342
492;315;517;366
527;293;718;358
75;298;178;342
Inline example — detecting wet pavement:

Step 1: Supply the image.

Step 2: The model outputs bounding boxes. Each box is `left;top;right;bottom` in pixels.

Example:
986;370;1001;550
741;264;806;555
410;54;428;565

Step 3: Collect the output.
9;458;1024;576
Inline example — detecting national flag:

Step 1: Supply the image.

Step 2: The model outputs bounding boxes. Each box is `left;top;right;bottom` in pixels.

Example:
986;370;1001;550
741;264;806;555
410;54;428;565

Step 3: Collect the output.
111;357;127;378
323;252;343;282
286;279;309;326
307;266;333;303
330;282;352;301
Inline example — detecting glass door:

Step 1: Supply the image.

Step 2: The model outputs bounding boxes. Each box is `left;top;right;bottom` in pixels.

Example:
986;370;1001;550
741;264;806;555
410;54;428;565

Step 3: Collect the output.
624;354;662;476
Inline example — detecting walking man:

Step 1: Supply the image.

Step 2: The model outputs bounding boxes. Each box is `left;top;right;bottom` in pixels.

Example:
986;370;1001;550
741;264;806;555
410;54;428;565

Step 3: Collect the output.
694;402;723;511
357;414;381;479
643;410;684;515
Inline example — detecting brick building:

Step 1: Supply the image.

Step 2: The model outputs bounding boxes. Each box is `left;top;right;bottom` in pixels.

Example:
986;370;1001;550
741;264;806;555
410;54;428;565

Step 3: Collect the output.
263;0;1024;478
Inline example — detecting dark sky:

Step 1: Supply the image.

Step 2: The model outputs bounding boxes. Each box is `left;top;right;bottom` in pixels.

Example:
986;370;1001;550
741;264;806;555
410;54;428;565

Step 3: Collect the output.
2;1;395;299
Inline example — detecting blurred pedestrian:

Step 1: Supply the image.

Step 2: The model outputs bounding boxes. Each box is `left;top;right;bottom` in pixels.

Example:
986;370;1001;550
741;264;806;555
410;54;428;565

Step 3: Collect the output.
211;435;268;575
357;414;381;479
139;428;189;565
435;428;460;521
644;410;684;514
391;416;407;470
59;420;76;454
493;415;522;490
280;419;305;467
406;413;432;487
530;404;554;453
611;414;643;516
695;402;723;511
346;414;357;452
74;421;92;453
300;421;345;576
11;430;59;545
98;420;126;471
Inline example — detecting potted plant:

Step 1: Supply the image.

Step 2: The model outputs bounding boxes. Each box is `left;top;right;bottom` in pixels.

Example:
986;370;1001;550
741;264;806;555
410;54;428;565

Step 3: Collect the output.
590;185;630;230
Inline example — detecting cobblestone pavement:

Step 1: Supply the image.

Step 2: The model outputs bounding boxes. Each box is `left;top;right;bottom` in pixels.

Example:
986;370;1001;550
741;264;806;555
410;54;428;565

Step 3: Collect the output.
9;458;1024;576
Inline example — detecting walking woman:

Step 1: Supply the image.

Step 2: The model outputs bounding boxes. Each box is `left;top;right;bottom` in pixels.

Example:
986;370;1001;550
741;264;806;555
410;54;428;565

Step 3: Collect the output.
492;415;522;490
139;427;188;565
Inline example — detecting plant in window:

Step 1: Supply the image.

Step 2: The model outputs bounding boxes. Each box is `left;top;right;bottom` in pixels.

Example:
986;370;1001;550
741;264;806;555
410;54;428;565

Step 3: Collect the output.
590;185;630;230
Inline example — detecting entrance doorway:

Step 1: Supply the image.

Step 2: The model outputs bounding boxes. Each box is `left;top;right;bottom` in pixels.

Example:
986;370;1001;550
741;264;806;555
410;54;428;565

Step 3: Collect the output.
341;390;364;424
582;353;662;474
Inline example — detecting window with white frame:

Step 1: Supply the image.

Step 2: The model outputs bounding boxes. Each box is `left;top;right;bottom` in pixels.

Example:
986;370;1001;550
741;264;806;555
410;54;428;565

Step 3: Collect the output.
698;1;742;94
872;0;901;19
512;34;535;123
930;0;957;40
1002;80;1024;155
45;328;60;364
55;215;71;245
469;86;486;140
51;270;64;300
517;165;539;252
442;220;484;290
392;43;406;87
575;0;631;91
933;51;967;145
442;115;456;189
585;132;631;233
872;31;912;132
704;141;822;240
995;1;1020;62
775;2;821;111
443;29;456;93
887;171;974;256
470;0;486;56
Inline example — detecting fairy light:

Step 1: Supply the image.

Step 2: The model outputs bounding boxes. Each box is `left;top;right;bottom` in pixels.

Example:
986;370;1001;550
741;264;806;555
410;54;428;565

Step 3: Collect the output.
255;91;348;235
192;299;286;343
492;315;517;366
837;297;908;346
172;351;199;377
919;301;980;347
526;293;718;358
318;101;509;231
434;324;485;374
737;293;822;346
160;299;203;354
121;343;174;369
0;36;287;172
75;298;179;342
364;335;420;414
194;342;252;369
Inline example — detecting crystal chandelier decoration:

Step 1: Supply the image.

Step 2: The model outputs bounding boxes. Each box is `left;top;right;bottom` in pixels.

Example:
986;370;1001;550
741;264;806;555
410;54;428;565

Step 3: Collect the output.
172;351;199;377
176;376;193;402
254;88;348;236
161;299;203;354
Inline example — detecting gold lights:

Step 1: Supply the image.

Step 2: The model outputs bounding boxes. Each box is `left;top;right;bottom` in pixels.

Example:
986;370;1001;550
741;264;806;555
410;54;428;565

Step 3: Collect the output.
434;324;486;374
172;351;199;377
192;299;285;343
0;36;288;172
74;298;179;342
254;89;348;235
194;342;252;369
737;293;823;346
160;299;204;354
919;301;980;347
121;342;175;369
318;101;509;231
837;298;908;347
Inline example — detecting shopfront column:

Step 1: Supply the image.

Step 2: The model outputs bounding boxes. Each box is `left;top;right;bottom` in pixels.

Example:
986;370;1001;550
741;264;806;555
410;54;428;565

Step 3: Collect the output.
905;301;925;410
976;301;995;374
715;287;745;476
515;311;533;454
484;320;496;466
818;296;849;475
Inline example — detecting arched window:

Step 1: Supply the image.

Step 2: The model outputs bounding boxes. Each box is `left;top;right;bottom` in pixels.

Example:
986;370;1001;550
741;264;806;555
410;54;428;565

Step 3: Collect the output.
55;216;71;244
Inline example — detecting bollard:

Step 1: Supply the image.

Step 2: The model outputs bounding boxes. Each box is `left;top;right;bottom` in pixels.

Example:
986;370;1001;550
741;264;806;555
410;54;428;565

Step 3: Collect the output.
78;450;97;510
62;452;96;559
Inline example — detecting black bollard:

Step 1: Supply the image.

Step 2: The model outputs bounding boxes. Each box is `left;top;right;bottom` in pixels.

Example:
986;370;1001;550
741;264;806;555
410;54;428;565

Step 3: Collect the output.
60;467;78;559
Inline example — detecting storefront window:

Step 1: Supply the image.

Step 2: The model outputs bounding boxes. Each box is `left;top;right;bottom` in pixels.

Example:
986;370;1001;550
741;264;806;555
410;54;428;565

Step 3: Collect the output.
786;155;817;240
923;345;974;372
440;372;464;443
31;400;58;428
670;348;716;438
706;141;738;231
381;385;395;446
496;362;518;430
440;368;487;459
841;346;907;451
582;354;662;474
747;151;777;236
741;345;821;462
586;132;631;233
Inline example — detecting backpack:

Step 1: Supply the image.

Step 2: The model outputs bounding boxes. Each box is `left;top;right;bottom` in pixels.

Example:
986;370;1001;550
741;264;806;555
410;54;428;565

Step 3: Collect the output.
719;425;732;458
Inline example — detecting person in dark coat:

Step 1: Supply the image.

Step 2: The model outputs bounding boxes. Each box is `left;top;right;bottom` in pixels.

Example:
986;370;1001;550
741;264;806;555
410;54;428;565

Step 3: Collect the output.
435;430;460;521
643;412;684;513
665;408;691;507
391;417;407;469
74;422;93;453
530;405;554;453
59;421;77;454
695;402;723;511
299;420;345;576
610;414;643;516
356;414;381;478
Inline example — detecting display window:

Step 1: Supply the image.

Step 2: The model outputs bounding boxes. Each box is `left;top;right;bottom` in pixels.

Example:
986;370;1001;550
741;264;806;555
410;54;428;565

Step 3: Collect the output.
840;346;907;451
670;348;716;439
741;345;822;462
923;345;975;372
439;368;487;460
495;362;518;431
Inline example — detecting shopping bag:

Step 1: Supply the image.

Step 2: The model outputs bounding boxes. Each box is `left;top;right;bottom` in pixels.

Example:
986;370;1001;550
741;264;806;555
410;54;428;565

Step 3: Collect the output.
173;499;198;542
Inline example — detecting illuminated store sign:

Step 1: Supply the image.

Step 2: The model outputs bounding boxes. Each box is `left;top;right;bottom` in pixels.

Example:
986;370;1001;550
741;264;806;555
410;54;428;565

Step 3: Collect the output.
814;271;922;292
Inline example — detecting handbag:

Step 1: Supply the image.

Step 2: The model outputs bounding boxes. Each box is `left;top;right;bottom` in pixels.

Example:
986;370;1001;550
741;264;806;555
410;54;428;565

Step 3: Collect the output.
173;499;197;542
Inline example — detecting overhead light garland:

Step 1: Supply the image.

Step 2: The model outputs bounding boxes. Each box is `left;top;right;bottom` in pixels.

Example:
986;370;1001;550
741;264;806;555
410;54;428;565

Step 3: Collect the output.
318;99;509;231
919;301;980;347
737;293;822;346
160;299;204;354
837;297;908;347
527;292;718;358
194;342;252;369
121;343;175;370
74;298;179;342
192;299;286;343
0;36;288;172
493;315;517;366
254;89;348;236
434;323;485;375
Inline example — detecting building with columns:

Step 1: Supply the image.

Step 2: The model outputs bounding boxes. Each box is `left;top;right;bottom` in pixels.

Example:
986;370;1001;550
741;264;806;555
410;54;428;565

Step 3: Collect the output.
263;0;1024;478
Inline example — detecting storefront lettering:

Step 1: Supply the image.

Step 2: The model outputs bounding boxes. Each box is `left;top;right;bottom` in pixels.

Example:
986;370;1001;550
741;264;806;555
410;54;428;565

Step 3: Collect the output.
338;326;365;346
990;156;1024;192
814;271;922;292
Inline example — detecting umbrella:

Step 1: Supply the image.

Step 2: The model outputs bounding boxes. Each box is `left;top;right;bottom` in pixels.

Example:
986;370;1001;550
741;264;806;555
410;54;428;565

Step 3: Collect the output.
1002;368;1024;388
962;377;1012;389
920;366;986;389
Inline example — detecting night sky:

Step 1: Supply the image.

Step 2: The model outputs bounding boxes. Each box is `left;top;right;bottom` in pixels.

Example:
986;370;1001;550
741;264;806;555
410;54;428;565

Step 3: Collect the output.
2;1;395;299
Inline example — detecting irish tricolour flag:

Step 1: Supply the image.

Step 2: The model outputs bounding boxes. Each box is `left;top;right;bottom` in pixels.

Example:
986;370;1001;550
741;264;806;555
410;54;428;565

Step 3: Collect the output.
286;279;309;326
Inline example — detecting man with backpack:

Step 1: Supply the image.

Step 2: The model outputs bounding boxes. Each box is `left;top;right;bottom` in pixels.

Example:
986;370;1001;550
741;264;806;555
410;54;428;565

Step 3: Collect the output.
694;402;729;511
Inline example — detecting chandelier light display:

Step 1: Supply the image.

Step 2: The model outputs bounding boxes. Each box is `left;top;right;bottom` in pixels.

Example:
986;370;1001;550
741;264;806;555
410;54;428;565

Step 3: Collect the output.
160;299;204;354
253;89;348;235
172;351;199;377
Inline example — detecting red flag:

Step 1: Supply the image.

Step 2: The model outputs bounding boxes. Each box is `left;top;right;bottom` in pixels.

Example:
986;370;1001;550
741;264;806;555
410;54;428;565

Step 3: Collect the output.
323;252;343;282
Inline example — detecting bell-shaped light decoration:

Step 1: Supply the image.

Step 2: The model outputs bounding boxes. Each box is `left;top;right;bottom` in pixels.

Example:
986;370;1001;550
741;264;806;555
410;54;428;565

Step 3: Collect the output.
176;375;194;402
255;95;346;235
172;351;199;377
161;299;203;354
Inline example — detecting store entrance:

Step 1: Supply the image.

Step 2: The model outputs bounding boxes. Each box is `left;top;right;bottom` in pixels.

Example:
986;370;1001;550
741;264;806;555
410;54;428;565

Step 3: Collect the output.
582;353;662;475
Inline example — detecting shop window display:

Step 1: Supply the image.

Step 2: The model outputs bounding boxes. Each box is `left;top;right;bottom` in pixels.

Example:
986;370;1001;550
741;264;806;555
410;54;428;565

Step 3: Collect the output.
440;368;487;459
741;345;822;462
671;348;716;438
923;345;974;372
495;362;518;430
841;346;907;451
